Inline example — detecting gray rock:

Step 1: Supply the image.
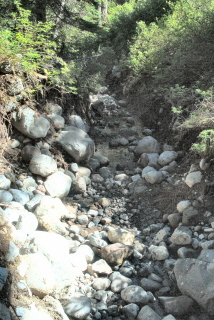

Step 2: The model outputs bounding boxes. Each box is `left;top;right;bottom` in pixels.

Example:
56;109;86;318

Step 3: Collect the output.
110;271;132;293
25;194;43;212
170;226;192;245
12;107;50;139
0;190;13;203
77;214;89;225
121;285;149;304
162;316;176;320
0;175;11;190
9;189;30;205
99;167;113;179
147;153;159;168
122;303;139;320
182;206;199;225
135;136;160;156
56;128;95;163
159;295;195;316
149;245;169;260
21;145;41;163
0;302;11;320
88;234;108;248
137;153;149;168
44;171;72;198
7;76;24;95
65;295;92;319
50;114;65;129
185;171;202;188
68;115;87;132
0;267;8;290
22;177;38;192
46;102;62;115
140;278;162;292
137;305;161;320
29;155;57;177
144;170;164;184
141;166;156;178
158;151;178;166
174;252;214;315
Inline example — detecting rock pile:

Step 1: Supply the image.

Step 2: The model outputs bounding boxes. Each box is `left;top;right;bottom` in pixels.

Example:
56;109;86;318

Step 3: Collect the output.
0;71;213;320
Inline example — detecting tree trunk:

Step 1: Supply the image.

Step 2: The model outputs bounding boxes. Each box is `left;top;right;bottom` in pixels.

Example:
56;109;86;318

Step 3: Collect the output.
54;0;66;39
102;0;108;22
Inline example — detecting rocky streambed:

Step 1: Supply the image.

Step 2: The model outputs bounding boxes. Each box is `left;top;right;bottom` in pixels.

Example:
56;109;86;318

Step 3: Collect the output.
0;73;214;320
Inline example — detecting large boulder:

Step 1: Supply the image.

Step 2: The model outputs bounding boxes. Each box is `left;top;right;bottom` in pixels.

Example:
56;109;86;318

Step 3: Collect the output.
56;127;95;163
135;137;160;156
12;107;50;139
174;250;214;315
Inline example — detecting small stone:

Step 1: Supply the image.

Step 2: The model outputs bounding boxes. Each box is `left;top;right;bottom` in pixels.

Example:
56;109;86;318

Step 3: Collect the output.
122;303;139;320
92;278;111;291
140;278;162;292
108;227;135;245
110;271;132;293
177;200;191;213
159;295;195;316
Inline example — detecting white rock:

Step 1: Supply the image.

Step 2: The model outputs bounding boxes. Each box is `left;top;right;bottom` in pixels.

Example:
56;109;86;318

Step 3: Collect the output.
0;175;11;190
34;196;71;235
3;205;38;234
29;154;57;177
92;278;111;291
44;171;72;198
51;257;82;291
17;253;55;297
69;252;88;271
6;241;19;261
185;171;202;188
177;200;191;213
171;226;192;245
75;245;95;263
50;114;65;129
29;231;69;262
141;166;156;178
16;304;54;320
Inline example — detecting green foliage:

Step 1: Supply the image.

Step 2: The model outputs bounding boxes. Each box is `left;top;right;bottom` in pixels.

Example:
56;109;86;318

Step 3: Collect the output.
0;1;57;75
127;0;214;83
179;87;214;130
191;129;214;156
106;0;176;55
